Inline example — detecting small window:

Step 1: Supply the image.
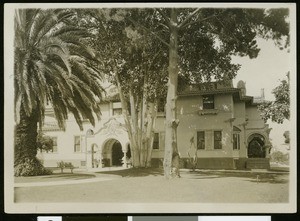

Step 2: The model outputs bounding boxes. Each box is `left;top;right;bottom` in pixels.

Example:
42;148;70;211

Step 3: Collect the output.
153;133;159;149
214;131;222;149
233;133;240;150
52;137;58;153
157;98;166;113
197;131;205;149
74;136;81;152
203;95;214;109
113;108;122;116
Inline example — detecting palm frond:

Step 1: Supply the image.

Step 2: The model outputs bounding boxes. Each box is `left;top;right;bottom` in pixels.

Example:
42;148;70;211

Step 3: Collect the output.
14;8;105;131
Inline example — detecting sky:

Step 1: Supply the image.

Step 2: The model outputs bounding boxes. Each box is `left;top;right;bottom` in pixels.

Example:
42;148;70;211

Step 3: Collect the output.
231;38;293;151
232;38;290;101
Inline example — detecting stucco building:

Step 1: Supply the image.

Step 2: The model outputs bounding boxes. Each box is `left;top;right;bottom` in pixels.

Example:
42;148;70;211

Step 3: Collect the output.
39;80;271;170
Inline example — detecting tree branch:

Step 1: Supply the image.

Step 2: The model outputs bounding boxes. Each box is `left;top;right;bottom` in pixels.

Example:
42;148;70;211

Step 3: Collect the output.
158;22;170;31
156;8;170;27
178;8;201;29
216;16;240;43
128;17;170;48
181;13;218;29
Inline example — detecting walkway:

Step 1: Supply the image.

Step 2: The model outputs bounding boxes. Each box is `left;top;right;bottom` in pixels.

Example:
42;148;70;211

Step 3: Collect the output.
14;166;126;187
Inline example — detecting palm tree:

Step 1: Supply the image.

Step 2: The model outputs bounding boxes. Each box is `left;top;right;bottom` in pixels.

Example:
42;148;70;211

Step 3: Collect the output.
14;9;104;176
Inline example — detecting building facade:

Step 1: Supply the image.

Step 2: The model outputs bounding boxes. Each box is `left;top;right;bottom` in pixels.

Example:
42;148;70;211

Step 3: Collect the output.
39;81;272;170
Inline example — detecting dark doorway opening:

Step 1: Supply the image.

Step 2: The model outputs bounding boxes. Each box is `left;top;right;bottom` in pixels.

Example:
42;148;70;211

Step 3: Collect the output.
112;141;123;166
126;144;131;159
248;136;265;158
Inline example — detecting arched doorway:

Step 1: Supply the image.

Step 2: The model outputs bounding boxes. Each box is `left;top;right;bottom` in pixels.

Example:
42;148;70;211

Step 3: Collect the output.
126;144;131;159
247;134;266;158
102;139;124;167
111;141;123;166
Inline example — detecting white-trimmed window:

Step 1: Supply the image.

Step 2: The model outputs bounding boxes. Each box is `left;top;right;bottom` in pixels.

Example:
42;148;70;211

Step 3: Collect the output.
113;108;122;116
157;98;166;113
153;133;159;149
197;131;205;149
112;102;122;116
203;95;215;109
214;131;222;149
233;126;241;150
51;137;58;153
233;133;240;150
74;136;81;152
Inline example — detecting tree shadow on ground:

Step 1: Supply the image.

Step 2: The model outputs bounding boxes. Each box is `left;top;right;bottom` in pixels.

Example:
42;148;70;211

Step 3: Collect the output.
184;170;289;184
15;173;95;183
44;173;95;180
96;168;164;177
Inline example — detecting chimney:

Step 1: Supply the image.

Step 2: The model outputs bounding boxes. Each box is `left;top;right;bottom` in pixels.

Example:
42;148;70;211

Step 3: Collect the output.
261;88;265;100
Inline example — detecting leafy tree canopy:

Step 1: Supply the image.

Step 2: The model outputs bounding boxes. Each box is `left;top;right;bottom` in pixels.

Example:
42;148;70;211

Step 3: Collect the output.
37;132;54;152
258;72;290;124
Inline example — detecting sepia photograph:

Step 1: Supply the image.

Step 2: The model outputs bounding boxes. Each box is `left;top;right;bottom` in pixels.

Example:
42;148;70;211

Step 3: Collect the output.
4;3;296;213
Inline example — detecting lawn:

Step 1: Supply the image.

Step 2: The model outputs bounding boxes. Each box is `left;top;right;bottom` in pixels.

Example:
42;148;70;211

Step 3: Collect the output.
14;168;289;204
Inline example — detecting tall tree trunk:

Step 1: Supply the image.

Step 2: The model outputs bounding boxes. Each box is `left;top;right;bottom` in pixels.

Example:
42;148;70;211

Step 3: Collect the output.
139;73;149;167
145;101;157;167
14;105;50;176
115;70;158;168
129;88;141;167
140;97;146;167
164;8;180;179
115;73;140;167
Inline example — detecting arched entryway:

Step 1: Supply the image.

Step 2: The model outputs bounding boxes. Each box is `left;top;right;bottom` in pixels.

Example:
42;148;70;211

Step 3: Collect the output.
126;144;131;159
111;141;123;166
102;138;124;167
247;134;266;158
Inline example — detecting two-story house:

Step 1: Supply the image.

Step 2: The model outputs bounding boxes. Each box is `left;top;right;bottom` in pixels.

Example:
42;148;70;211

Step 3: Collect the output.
38;80;271;170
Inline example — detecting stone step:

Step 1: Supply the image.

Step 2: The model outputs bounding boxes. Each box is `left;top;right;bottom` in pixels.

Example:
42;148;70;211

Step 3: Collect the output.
246;158;270;169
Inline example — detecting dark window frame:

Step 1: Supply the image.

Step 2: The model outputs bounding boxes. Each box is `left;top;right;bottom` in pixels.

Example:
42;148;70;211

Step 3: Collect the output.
197;131;205;150
203;95;215;109
214;130;222;149
113;108;122;116
51;137;58;153
157;98;166;113
233;133;240;150
74;136;81;152
153;133;160;150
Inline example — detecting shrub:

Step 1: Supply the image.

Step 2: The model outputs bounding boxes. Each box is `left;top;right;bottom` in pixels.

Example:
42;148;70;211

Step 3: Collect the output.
271;151;289;164
14;157;52;177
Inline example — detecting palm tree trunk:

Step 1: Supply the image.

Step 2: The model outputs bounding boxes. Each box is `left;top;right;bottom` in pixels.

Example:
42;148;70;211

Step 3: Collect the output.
14;106;50;176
